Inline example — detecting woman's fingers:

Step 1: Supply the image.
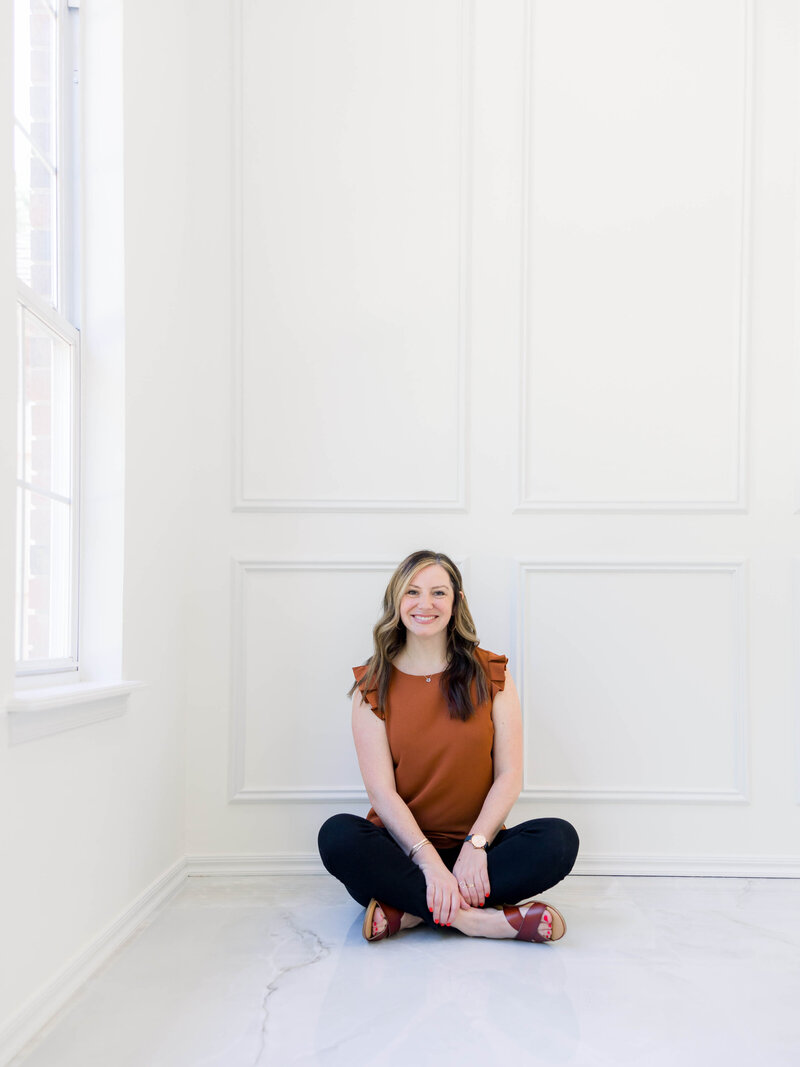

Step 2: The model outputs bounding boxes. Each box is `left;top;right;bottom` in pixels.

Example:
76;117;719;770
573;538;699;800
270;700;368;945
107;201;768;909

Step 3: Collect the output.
433;883;443;925
470;871;484;907
424;867;472;925
434;882;452;925
455;865;488;908
479;867;491;904
443;887;460;926
437;884;450;925
438;880;461;925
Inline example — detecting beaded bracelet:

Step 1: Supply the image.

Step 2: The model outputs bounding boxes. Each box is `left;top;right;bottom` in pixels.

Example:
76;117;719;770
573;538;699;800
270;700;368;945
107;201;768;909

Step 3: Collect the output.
408;837;430;858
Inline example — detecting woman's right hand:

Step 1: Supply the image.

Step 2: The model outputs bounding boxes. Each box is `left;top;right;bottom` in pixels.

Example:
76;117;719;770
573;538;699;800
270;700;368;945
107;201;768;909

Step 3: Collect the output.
418;858;467;926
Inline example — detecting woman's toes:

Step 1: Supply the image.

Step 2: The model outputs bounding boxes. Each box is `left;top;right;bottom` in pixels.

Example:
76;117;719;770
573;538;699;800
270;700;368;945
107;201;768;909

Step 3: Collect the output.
373;905;387;937
538;908;553;940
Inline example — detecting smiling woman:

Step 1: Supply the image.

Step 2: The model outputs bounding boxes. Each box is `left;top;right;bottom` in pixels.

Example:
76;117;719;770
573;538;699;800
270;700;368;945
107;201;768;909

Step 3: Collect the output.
318;549;580;944
357;551;489;723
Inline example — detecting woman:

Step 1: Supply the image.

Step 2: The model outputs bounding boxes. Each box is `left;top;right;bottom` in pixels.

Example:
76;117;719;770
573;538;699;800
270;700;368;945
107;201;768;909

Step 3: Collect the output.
318;550;579;943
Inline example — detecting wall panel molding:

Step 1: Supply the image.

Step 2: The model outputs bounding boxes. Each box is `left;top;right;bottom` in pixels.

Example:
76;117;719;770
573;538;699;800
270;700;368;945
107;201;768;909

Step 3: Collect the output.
516;560;749;803
519;786;748;805
231;0;473;512
515;0;753;513
229;559;395;802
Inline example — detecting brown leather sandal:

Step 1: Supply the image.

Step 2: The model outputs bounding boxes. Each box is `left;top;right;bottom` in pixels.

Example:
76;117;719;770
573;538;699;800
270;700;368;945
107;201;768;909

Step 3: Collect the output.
362;898;404;942
501;899;566;942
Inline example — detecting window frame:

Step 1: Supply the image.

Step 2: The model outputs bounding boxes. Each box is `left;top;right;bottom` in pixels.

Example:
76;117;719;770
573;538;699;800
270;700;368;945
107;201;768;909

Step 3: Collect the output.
14;0;82;679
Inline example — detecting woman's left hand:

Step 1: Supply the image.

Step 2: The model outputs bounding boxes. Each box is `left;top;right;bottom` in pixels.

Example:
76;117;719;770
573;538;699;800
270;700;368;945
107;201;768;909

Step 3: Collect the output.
452;845;490;909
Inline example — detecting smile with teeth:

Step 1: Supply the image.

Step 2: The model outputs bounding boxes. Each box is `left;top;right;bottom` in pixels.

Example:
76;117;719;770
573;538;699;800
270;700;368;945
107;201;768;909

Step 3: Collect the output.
412;614;438;622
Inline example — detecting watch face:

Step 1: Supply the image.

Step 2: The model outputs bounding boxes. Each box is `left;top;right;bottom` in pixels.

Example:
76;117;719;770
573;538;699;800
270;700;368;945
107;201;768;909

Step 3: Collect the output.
471;834;487;849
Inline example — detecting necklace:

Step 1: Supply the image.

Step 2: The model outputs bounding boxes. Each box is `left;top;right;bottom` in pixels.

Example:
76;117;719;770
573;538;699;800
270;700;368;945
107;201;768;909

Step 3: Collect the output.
425;676;431;683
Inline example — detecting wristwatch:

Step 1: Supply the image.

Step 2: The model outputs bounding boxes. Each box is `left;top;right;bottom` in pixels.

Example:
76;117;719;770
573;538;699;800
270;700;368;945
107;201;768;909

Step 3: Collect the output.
465;834;487;850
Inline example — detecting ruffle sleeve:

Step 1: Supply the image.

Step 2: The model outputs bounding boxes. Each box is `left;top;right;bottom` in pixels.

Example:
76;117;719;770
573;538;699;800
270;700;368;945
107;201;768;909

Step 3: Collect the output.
352;664;384;719
475;647;508;699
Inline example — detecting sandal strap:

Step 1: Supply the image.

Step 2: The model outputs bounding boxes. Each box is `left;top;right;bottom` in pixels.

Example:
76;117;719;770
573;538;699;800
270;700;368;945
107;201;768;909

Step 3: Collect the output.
503;901;549;942
370;900;404;940
380;901;404;936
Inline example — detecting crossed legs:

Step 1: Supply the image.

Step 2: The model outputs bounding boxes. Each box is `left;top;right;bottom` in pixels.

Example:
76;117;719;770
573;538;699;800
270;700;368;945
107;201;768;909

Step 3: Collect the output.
318;814;579;939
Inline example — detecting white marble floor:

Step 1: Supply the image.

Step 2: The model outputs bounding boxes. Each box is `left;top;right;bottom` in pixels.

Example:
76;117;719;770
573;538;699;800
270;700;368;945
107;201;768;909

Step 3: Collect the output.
12;874;800;1066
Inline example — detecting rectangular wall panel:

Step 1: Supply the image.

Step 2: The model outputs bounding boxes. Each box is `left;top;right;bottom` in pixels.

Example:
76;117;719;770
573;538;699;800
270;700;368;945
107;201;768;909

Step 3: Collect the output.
235;0;469;509
520;0;750;509
230;562;394;800
518;562;747;801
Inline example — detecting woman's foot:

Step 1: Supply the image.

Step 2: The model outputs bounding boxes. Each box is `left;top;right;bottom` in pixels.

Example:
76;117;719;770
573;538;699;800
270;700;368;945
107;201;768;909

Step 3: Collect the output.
370;904;424;938
452;900;563;941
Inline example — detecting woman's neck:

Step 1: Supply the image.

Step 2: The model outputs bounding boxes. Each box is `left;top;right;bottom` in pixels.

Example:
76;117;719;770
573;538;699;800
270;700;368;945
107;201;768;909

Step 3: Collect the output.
394;633;449;674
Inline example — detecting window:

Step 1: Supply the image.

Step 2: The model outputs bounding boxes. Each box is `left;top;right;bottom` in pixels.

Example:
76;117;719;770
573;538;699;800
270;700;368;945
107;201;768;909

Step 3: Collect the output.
14;0;81;676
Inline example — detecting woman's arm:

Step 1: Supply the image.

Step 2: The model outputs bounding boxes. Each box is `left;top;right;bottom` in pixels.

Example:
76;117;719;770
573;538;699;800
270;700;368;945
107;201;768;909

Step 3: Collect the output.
351;690;464;925
452;670;523;908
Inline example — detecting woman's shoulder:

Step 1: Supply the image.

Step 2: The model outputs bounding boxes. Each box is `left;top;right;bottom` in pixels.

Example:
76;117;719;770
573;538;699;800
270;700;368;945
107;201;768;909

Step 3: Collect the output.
352;661;384;719
352;662;369;685
473;646;508;695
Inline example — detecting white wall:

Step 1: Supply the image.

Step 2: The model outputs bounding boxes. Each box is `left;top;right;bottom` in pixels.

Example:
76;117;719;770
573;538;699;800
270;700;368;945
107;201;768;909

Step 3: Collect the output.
0;0;199;1045
185;0;800;874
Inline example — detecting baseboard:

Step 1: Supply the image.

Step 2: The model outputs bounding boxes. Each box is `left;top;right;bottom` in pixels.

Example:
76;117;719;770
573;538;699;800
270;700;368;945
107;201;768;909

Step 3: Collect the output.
185;852;800;879
573;854;800;878
0;857;187;1067
185;852;324;876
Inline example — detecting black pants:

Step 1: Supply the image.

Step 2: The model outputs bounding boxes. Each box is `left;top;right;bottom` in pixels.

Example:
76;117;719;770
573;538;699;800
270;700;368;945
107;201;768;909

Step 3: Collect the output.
318;813;579;928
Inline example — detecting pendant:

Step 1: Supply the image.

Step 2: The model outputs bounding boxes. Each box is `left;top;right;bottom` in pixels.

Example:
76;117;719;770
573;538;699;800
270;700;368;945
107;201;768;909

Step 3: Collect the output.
425;676;431;683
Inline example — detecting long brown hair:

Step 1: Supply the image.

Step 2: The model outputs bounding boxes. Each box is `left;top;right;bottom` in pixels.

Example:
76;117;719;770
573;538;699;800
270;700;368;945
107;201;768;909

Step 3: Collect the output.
349;549;489;721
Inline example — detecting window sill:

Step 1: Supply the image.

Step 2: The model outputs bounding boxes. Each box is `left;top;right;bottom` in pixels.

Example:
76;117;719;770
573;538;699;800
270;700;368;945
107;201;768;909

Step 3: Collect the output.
6;680;145;745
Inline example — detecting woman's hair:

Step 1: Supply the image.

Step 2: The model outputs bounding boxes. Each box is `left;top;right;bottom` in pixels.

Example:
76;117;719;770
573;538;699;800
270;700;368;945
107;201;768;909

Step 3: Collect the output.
349;549;489;721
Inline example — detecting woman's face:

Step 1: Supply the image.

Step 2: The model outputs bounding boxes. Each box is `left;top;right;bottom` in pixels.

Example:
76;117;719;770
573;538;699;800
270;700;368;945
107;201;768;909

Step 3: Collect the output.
399;564;456;639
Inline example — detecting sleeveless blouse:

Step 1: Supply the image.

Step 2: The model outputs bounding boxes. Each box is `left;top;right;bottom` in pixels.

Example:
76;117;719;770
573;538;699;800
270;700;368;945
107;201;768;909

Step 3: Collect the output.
352;647;508;849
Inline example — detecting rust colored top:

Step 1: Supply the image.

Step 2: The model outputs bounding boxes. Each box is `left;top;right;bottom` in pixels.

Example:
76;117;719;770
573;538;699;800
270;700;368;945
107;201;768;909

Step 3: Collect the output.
352;647;508;849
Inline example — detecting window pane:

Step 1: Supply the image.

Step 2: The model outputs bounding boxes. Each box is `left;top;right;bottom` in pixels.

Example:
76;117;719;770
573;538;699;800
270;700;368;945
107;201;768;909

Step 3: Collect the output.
15;126;57;301
21;308;73;499
16;486;73;663
13;0;79;674
14;0;57;159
